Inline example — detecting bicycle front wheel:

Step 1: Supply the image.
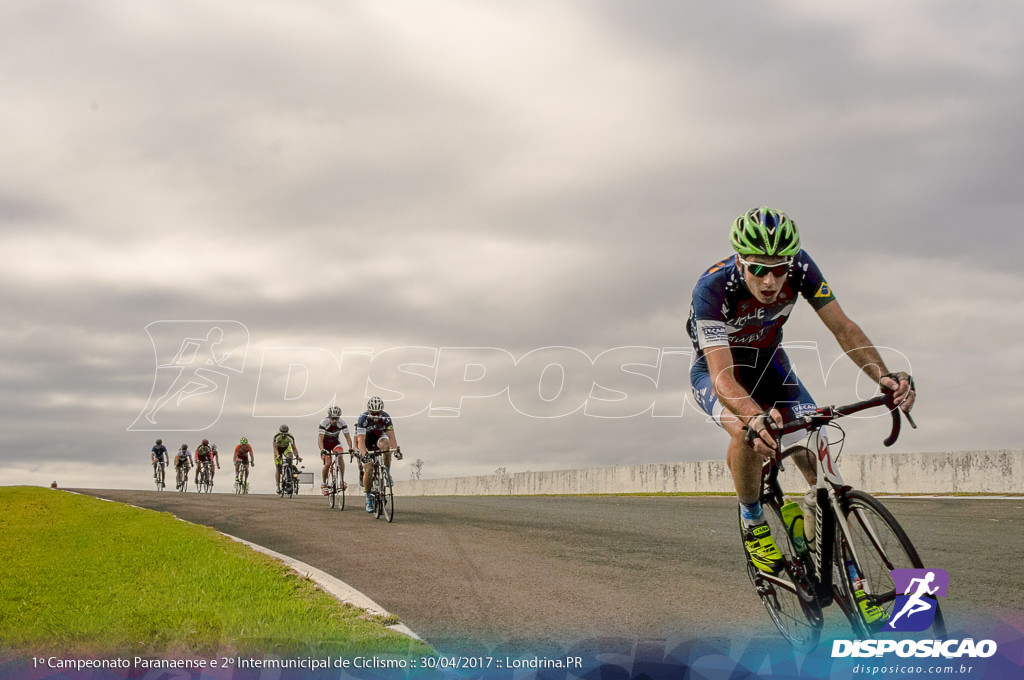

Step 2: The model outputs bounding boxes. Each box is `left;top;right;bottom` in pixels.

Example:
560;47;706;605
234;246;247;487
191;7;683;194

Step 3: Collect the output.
740;504;822;650
371;471;384;519
382;482;394;522
838;490;946;638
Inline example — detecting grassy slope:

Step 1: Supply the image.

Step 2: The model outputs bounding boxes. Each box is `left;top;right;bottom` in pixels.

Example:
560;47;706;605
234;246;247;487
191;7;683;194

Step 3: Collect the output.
0;487;431;658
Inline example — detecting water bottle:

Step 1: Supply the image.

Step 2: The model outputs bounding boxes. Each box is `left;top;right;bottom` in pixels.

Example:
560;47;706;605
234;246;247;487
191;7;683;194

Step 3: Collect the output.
780;501;809;556
846;560;888;625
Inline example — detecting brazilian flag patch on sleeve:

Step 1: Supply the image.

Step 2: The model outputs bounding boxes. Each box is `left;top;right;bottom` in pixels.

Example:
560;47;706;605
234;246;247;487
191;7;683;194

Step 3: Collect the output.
814;281;832;298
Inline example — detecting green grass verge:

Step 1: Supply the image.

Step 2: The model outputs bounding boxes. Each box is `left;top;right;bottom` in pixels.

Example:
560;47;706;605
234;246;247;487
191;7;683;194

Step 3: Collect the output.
0;486;432;658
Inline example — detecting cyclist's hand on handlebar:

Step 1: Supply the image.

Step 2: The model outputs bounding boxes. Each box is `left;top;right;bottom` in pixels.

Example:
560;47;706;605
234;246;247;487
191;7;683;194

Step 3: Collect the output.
394;446;403;460
880;372;915;412
743;409;783;461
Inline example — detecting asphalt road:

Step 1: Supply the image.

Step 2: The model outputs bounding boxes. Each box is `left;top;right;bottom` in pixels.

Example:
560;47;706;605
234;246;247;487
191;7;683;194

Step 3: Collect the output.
75;488;1023;655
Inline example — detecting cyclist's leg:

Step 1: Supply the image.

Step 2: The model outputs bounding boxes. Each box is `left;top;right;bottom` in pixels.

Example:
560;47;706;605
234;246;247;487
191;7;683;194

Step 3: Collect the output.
692;359;782;572
378;436;393;482
691;364;763;506
321;451;332;494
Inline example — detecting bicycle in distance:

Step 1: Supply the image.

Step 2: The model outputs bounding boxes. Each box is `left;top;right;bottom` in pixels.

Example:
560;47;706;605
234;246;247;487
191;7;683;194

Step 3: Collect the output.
325;447;351;510
234;462;251;495
364;449;397;522
279;455;303;498
175;464;189;493
195;460;214;493
153;461;165;491
740;388;946;650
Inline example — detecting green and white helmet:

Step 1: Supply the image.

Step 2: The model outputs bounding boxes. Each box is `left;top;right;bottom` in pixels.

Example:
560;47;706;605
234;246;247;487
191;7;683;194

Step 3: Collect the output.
729;206;801;257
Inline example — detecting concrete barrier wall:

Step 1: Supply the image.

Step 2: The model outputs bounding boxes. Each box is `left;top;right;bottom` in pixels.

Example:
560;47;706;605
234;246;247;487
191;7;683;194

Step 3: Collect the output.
394;450;1024;497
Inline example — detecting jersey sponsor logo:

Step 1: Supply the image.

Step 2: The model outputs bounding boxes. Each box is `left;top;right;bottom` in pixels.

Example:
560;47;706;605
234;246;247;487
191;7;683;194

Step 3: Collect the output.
696;321;728;347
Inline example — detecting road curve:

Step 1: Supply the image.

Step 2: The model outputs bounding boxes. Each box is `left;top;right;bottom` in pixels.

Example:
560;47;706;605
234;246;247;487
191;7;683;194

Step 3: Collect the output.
76;489;1023;655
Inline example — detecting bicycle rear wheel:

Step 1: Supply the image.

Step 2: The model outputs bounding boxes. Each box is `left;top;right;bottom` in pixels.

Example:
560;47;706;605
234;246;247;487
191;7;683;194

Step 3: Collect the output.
838;490;945;638
740;504;822;650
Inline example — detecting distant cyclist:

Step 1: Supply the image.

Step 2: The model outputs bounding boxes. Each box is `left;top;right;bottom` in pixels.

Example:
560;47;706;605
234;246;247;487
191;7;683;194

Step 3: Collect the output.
355;396;402;512
687;206;915;574
272;425;301;493
194;439;217;486
210;443;221;484
234;437;255;490
318;406;354;496
151;439;168;487
174;444;193;483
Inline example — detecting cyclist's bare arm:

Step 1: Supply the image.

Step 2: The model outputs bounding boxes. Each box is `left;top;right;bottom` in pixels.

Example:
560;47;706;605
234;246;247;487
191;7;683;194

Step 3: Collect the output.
704;344;781;457
816;300;915;411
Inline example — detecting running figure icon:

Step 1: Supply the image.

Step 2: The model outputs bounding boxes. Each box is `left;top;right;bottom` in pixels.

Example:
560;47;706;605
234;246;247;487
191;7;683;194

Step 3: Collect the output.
888;572;939;628
886;568;949;632
130;321;249;432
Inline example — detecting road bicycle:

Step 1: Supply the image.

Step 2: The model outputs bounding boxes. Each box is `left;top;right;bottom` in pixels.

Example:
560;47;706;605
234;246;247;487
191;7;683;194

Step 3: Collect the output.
234;462;251;495
325;449;349;510
195;460;214;493
364;449;395;522
153;461;166;491
279;455;302;498
740;389;945;650
175;463;190;492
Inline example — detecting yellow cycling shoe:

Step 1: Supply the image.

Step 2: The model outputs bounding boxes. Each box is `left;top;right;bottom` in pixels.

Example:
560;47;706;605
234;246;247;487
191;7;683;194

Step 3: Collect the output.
744;521;784;574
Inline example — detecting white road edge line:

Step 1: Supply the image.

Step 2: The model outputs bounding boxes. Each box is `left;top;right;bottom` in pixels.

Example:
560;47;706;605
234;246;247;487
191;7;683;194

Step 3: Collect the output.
219;532;425;643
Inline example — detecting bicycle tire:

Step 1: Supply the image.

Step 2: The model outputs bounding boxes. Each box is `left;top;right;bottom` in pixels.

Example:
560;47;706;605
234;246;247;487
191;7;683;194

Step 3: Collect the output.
739;504;822;650
329;461;345;510
382;482;394;522
328;466;338;509
837;490;946;638
372;469;384;519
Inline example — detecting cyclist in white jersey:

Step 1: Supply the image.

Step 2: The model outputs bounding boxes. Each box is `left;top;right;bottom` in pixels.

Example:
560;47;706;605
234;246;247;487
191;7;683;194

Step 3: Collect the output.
318;406;354;495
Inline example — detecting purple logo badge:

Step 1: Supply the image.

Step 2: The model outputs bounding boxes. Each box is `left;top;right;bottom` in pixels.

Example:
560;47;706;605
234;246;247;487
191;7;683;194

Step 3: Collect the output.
887;568;949;632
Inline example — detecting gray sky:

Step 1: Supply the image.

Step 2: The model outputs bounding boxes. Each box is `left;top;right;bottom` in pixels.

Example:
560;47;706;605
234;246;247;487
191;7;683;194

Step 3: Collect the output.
2;1;1022;493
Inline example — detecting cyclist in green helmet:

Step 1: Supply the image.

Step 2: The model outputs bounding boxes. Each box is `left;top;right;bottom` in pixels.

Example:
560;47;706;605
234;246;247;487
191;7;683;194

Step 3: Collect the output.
687;206;916;574
234;437;255;491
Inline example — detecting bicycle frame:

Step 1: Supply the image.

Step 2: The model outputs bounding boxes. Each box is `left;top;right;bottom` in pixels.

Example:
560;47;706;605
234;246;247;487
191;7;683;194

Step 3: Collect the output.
757;390;919;630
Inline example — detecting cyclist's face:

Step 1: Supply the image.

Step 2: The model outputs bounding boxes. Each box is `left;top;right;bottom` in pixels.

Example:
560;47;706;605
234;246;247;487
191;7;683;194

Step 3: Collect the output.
742;255;789;304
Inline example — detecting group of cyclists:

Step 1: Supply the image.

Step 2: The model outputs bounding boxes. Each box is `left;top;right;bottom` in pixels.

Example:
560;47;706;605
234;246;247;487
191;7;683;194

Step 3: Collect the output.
150;437;248;491
149;396;403;512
